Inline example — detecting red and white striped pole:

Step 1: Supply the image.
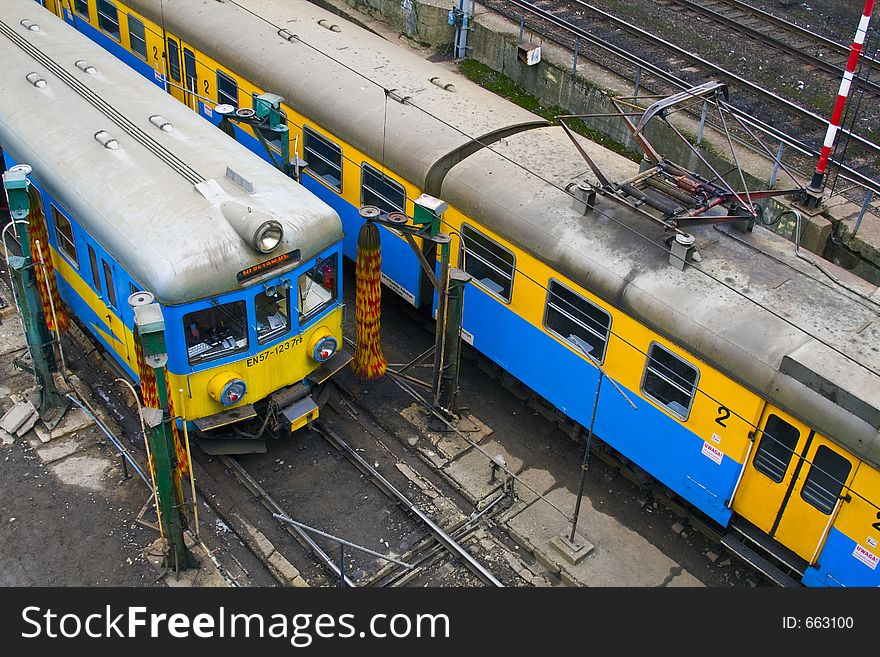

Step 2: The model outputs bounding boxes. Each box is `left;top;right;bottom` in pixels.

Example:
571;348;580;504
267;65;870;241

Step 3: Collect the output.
808;0;874;195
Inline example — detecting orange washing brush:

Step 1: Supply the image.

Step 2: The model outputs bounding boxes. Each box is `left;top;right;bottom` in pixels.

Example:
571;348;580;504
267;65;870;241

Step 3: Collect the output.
27;186;69;334
350;221;387;379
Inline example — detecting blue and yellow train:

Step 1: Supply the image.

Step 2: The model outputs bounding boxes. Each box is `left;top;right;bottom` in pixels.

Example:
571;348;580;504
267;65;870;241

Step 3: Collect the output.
1;2;348;454
30;0;880;586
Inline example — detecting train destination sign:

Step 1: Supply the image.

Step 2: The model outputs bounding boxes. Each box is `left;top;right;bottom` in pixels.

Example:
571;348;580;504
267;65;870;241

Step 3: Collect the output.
236;250;299;283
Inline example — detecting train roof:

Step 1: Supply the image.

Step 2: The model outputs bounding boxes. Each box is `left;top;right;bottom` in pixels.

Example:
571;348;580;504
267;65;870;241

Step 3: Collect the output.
443;126;880;466
0;3;341;305
123;0;545;192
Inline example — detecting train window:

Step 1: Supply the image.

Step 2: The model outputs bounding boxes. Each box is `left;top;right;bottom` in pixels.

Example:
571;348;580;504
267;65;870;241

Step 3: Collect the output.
102;260;117;308
255;288;291;345
544;279;611;363
88;245;102;294
166;38;181;83
74;0;89;19
801;446;852;515
216;70;238;108
183;48;197;93
361;163;405;214
641;342;699;420
184;301;248;365
127;15;147;60
460;224;515;302
303;126;342;191
752;414;800;483
96;0;120;41
298;254;337;323
51;207;78;267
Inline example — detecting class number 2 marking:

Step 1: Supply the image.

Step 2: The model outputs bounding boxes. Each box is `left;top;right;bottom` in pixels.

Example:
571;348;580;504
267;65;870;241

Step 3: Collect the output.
715;405;730;427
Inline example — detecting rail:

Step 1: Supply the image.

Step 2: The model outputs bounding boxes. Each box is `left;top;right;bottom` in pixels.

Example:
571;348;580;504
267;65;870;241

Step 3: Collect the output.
313;420;505;587
664;0;880;93
495;0;880;195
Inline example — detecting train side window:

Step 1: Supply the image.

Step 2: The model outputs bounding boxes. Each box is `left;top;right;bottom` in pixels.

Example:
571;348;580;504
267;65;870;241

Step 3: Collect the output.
303;126;342;191
752;414;800;483
544;279;611;363
183;48;197;93
102;260;117;308
298;254;337;323
255;288;291;345
96;0;120;41
74;0;89;19
641;342;699;420
801;446;852;514
88;245;102;295
184;301;248;365
127;15;147;60
216;70;238;108
361;163;405;214
51;207;78;267
166;38;181;82
460;224;515;302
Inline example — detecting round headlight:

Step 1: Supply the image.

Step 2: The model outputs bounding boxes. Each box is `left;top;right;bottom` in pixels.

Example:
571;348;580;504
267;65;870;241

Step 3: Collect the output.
220;379;247;406
207;371;247;407
312;336;337;363
254;220;283;253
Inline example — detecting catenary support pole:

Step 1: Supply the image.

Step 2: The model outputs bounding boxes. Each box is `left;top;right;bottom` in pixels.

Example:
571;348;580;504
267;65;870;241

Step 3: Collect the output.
805;0;874;205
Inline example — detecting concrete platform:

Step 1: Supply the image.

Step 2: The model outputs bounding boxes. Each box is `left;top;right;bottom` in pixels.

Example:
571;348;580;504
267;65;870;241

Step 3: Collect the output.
443;439;524;505
32;403;95;444
505;488;704;587
513;467;557;505
400;403;493;461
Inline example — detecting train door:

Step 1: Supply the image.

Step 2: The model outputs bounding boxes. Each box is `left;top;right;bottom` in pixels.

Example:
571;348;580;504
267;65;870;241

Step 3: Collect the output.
731;405;855;561
772;436;855;562
99;257;127;362
164;36;185;103
182;47;198;112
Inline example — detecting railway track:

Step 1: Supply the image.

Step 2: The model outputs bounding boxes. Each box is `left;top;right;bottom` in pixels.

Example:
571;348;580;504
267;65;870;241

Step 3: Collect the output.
660;0;880;94
487;0;880;194
310;419;505;587
212;413;506;587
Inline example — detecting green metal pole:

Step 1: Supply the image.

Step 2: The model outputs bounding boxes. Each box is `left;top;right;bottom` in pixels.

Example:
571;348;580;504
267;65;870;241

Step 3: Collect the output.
435;268;471;417
132;302;190;571
3;166;67;427
142;404;189;572
431;237;452;410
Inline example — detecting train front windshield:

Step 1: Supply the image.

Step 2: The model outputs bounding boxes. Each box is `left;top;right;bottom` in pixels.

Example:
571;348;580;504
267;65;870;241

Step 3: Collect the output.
181;254;339;367
184;300;249;365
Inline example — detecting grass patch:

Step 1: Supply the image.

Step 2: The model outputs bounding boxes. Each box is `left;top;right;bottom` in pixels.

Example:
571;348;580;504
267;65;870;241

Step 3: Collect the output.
457;59;642;161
